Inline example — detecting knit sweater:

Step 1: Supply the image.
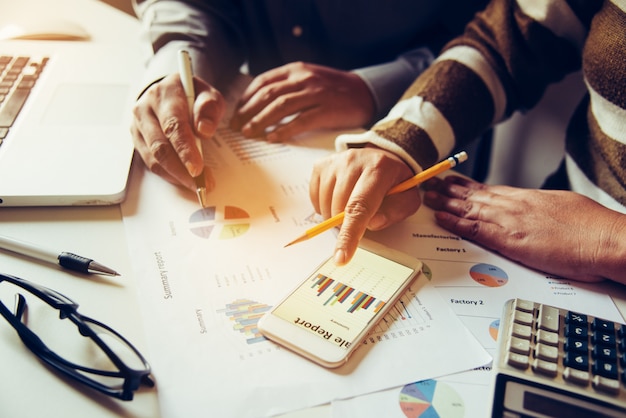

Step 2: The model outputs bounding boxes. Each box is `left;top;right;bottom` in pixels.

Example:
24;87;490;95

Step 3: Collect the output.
337;0;626;213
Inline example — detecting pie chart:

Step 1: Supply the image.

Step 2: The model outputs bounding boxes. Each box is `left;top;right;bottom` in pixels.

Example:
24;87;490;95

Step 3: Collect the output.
490;319;500;341
469;263;508;287
399;379;464;418
189;205;250;239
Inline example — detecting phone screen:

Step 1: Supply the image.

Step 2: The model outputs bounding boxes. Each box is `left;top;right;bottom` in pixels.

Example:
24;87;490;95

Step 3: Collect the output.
272;247;415;351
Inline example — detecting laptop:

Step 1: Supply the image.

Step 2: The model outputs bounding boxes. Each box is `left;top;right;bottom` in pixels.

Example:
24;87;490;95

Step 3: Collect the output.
0;39;143;206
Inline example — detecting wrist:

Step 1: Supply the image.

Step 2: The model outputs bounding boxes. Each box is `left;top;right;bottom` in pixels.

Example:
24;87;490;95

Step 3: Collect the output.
596;213;626;284
346;72;376;127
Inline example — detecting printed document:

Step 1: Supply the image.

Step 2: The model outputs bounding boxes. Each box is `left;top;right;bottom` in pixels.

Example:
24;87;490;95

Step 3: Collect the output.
121;127;490;417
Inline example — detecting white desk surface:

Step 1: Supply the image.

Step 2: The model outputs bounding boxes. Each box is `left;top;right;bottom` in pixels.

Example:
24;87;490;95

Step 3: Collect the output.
2;2;626;418
0;1;158;417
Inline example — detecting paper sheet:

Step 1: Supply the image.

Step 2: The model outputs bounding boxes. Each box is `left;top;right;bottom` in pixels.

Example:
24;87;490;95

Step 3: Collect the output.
331;204;624;417
121;128;490;417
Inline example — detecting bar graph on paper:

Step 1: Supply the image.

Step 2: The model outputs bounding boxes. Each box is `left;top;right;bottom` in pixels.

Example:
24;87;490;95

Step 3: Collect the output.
372;287;429;334
218;299;271;345
217;127;290;163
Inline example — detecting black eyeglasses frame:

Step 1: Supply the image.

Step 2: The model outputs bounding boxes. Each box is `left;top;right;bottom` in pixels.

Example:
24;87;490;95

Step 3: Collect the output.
0;273;154;401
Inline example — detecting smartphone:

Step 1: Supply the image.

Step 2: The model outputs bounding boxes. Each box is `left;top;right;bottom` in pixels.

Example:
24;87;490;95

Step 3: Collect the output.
258;239;422;368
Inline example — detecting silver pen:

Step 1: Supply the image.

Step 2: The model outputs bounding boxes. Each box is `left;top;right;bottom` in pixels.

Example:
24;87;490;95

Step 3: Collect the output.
178;49;208;208
0;234;119;276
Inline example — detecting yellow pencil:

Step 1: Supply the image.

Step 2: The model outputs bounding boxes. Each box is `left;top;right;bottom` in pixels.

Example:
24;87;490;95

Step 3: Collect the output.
284;151;468;247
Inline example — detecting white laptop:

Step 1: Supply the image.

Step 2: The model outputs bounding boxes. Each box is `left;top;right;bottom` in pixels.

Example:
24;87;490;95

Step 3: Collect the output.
0;38;143;206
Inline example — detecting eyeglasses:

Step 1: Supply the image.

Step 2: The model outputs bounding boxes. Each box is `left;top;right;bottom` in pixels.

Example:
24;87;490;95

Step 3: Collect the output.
0;273;154;401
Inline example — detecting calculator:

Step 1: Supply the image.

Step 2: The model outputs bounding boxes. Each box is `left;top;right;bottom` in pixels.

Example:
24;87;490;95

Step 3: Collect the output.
490;298;626;418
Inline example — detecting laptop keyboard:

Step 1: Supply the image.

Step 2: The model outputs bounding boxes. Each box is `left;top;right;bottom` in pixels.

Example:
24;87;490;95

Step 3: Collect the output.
0;55;49;145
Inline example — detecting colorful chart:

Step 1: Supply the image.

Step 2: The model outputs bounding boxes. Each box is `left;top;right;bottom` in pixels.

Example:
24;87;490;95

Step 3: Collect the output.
312;273;385;314
217;299;270;344
372;290;427;334
489;319;500;341
189;206;250;239
469;263;508;287
400;379;465;418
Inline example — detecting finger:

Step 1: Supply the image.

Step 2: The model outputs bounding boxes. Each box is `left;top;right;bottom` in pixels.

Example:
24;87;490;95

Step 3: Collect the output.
433;211;504;251
313;151;364;220
232;77;299;131
265;107;327;142
442;175;519;197
423;176;481;196
240;88;313;138
333;198;373;266
151;77;204;178
133;99;196;189
131;122;188;187
427;186;518;234
329;165;363;219
427;177;493;206
194;84;225;140
238;66;289;104
159;112;202;175
423;189;490;221
333;173;391;265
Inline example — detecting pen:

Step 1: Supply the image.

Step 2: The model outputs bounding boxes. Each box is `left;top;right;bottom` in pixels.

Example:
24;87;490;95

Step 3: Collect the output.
0;234;120;276
285;151;468;247
178;49;208;208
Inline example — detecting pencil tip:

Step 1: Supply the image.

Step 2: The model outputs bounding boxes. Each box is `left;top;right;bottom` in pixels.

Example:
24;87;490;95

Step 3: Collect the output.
284;234;308;248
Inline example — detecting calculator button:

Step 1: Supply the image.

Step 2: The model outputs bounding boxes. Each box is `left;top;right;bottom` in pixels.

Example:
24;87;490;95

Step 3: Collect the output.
538;305;560;332
592;375;620;394
536;329;559;346
593;360;619;380
564;352;589;371
563;367;591;386
532;358;558;377
514;299;535;313
506;351;529;369
566;311;587;325
593;318;615;333
535;343;559;361
513;310;534;326
565;323;588;339
594;346;617;362
512;323;532;339
593;332;616;346
565;338;588;353
508;337;531;355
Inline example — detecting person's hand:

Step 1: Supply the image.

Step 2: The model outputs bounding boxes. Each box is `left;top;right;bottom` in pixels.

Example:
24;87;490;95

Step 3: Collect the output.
131;73;226;190
310;146;421;265
423;175;626;283
230;62;375;142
